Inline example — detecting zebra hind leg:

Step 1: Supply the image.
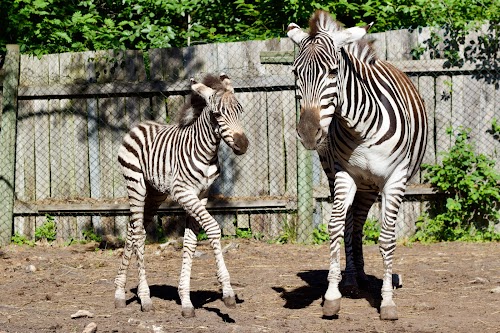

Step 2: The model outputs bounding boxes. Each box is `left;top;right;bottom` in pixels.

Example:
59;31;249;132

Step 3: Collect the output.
136;190;168;311
114;214;152;311
114;224;133;308
114;185;165;312
340;207;359;297
378;188;404;320
178;215;199;317
352;192;378;289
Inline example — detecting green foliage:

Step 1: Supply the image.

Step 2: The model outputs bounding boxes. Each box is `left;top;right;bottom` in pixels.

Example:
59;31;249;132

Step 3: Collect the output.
273;215;298;244
11;233;35;246
312;223;329;245
413;126;500;242
362;218;380;245
235;228;253;239
82;228;102;243
487;118;500;143
311;218;380;245
34;214;57;242
197;229;208;241
1;0;498;55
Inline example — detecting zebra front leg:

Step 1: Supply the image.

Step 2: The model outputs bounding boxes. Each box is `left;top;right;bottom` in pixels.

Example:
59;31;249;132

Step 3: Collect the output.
324;222;344;317
324;174;357;317
378;186;404;320
176;194;236;317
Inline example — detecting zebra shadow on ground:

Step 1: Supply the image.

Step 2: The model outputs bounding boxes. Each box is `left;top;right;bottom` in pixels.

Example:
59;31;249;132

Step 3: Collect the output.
272;270;383;319
128;285;243;322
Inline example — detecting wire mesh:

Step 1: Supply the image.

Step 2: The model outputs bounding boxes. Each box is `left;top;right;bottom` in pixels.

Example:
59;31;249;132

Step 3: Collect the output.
0;26;499;245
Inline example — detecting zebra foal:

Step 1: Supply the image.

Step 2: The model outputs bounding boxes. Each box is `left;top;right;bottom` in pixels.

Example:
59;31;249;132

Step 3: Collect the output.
287;10;428;320
114;74;249;317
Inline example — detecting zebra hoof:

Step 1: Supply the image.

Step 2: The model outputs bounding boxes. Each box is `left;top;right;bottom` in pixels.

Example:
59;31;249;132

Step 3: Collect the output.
141;299;153;312
341;284;360;298
323;299;341;317
182;307;196;318
114;297;126;309
380;305;398;320
223;295;237;308
341;275;360;297
357;273;370;289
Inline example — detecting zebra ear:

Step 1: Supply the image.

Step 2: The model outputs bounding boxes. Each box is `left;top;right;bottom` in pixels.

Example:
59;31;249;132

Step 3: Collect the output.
287;23;308;45
190;78;215;101
220;73;235;93
330;25;370;48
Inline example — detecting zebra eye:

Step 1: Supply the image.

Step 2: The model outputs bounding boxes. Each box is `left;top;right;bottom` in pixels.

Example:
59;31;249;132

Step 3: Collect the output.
328;68;338;79
292;68;298;77
295;95;302;100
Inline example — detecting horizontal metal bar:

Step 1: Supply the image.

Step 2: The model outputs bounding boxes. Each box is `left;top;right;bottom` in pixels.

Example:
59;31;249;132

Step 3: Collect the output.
260;51;484;74
313;184;439;199
17;74;296;99
13;198;295;216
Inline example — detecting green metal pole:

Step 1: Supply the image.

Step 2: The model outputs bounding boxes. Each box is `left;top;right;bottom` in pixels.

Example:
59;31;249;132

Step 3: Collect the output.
294;48;315;243
296;136;314;243
0;44;20;245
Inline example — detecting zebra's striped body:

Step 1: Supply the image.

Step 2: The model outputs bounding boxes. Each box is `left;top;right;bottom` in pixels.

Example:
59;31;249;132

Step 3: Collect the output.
114;74;248;317
288;10;428;320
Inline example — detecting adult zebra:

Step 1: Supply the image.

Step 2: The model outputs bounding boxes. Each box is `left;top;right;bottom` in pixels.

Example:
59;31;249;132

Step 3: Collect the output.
287;10;428;320
114;73;249;317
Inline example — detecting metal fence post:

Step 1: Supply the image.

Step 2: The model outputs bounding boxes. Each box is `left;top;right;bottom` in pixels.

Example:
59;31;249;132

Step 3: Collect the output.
0;44;20;245
294;56;315;243
297;138;314;243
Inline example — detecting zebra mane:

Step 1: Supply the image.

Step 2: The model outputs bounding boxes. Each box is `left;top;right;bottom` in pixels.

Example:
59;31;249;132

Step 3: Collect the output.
309;10;344;36
309;10;378;64
177;74;225;127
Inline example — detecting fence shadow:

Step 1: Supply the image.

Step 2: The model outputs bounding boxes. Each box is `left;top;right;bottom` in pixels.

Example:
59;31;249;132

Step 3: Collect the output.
272;270;383;314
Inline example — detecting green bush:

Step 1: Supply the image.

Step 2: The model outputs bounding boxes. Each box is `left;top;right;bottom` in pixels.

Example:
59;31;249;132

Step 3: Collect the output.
11;233;35;246
311;218;380;245
34;214;57;242
82;228;102;243
362;218;380;245
413;126;500;242
273;215;298;244
312;223;329;245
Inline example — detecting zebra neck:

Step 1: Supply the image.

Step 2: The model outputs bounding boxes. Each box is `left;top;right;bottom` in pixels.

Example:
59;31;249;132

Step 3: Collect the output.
188;109;220;161
336;50;382;139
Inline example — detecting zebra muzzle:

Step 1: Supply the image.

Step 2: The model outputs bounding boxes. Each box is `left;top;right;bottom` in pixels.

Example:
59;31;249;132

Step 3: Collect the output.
232;132;249;155
297;108;323;150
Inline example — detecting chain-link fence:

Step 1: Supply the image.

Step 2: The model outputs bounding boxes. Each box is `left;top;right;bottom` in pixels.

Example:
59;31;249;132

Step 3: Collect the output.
1;26;499;245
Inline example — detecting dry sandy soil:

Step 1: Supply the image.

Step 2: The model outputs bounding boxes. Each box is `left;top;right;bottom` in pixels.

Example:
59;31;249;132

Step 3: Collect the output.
0;240;499;333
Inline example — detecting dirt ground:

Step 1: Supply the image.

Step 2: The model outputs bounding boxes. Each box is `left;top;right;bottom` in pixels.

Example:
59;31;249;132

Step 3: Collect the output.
0;240;499;333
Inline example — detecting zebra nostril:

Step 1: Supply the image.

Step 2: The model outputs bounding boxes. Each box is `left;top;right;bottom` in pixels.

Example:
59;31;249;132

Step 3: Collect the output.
315;128;323;144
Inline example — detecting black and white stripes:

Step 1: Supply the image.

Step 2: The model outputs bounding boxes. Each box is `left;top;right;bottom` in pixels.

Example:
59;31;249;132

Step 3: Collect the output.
114;74;248;317
288;10;428;320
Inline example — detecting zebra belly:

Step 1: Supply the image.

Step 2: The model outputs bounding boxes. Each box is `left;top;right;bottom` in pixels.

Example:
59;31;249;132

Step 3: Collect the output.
148;168;174;194
340;144;399;189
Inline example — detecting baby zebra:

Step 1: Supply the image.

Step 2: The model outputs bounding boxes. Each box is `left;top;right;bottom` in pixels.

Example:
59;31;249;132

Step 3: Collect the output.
114;73;249;317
